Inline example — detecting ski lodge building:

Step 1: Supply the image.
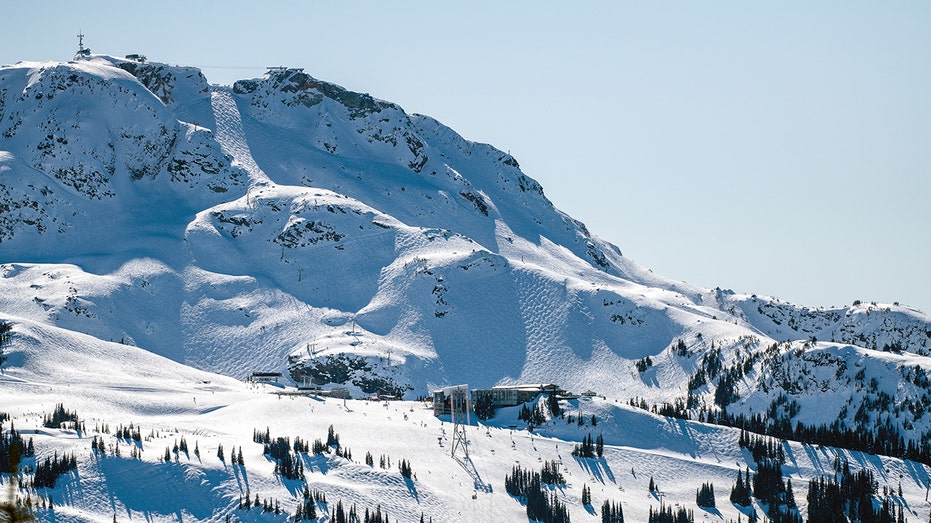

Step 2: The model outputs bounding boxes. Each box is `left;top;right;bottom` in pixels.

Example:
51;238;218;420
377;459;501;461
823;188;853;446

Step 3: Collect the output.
432;383;571;416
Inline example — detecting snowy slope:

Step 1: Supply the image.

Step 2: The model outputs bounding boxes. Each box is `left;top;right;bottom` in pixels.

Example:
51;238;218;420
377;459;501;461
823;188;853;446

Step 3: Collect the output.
2;321;931;523
1;52;930;490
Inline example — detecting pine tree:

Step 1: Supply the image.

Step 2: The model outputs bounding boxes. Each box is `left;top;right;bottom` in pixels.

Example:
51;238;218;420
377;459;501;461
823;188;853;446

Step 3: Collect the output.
474;393;496;420
399;459;413;479
696;482;715;508
601;499;625;523
730;469;752;507
547;392;561;416
326;425;340;449
334;500;345;523
217;443;225;463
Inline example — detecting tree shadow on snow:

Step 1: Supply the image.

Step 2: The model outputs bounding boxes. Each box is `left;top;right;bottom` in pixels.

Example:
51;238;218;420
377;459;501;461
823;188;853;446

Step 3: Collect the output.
52;469;83;509
904;459;930;494
303;453;334;475
732;503;758;521
699;505;723;519
99;459;226;522
573;456;615;485
231;462;249;496
802;443;830;475
780;440;800;475
673;419;699;459
403;477;420;503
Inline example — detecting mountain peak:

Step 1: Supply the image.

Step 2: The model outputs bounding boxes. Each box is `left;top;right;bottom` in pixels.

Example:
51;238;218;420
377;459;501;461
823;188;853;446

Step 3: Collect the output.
0;53;927;434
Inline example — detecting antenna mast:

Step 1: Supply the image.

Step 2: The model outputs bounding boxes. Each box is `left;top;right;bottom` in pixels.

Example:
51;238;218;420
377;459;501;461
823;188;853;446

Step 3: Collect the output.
75;32;91;58
449;385;470;458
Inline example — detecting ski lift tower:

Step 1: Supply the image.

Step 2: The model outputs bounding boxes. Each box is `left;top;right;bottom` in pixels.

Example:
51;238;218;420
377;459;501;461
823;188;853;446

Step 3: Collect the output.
448;384;470;458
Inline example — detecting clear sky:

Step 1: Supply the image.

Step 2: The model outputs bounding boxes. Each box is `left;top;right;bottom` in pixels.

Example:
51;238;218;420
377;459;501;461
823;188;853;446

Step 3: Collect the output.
2;1;929;314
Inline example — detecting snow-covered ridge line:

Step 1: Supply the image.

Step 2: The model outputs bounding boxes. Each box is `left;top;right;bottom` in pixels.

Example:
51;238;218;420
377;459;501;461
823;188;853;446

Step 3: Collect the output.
0;53;928;478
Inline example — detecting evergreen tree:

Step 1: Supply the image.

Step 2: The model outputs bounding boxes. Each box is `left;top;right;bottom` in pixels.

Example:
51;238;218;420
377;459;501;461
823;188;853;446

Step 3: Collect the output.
752;459;786;506
32;452;78;488
648;503;694;523
334;500;345;523
601;499;625;523
399;459;413;479
473;393;496;420
326;425;340;449
573;433;596;458
540;460;565;485
547;392;562;416
729;469;752;507
696;482;715;508
42;404;79;429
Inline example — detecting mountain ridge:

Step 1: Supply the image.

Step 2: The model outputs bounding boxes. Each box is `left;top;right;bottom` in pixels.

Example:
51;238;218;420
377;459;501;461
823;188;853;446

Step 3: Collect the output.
2;52;931;523
0;52;928;433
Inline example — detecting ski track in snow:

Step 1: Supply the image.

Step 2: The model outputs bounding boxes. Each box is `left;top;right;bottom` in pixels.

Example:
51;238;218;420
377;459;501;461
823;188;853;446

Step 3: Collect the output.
210;88;273;187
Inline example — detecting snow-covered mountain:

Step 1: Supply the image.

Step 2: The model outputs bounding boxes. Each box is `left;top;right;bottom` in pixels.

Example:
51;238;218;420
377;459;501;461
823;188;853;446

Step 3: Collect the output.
1;53;930;522
3;316;931;523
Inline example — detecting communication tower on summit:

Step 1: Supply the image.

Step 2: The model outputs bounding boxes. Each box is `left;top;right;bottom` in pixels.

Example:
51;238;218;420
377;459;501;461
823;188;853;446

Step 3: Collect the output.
76;32;91;58
448;385;470;458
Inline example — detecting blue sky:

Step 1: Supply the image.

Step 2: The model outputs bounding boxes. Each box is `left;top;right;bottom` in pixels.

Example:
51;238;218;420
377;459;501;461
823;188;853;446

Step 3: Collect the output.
2;1;929;314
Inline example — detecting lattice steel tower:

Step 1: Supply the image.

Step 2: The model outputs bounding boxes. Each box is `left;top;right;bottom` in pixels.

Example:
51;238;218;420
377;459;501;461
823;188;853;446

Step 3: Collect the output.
449;385;470;458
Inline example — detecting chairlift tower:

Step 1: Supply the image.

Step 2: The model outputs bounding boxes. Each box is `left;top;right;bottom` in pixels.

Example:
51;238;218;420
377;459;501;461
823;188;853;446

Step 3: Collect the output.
449;385;470;458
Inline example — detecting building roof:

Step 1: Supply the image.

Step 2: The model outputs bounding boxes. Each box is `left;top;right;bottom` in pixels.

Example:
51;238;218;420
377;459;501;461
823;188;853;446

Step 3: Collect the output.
489;383;559;391
433;384;469;395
